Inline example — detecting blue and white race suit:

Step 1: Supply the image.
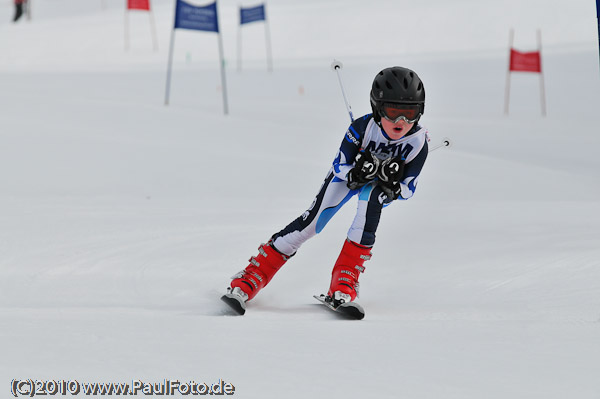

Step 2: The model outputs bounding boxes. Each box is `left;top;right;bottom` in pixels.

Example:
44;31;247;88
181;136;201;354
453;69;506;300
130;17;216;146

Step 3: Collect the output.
272;113;429;256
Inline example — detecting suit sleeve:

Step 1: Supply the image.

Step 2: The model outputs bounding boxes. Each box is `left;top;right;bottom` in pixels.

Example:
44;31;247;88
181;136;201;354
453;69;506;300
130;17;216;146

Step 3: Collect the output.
331;117;369;181
397;139;428;200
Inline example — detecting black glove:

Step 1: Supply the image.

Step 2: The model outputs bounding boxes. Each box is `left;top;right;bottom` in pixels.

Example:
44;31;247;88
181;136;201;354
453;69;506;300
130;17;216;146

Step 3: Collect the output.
380;181;402;201
347;151;380;190
377;155;405;184
377;155;405;201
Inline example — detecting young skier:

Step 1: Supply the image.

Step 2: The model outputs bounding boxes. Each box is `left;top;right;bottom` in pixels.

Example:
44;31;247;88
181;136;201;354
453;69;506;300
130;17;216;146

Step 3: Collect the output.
222;66;429;316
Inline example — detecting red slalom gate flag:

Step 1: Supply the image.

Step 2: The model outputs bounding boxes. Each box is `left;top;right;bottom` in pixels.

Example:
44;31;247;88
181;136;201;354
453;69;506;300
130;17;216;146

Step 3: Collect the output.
128;0;150;11
509;49;541;72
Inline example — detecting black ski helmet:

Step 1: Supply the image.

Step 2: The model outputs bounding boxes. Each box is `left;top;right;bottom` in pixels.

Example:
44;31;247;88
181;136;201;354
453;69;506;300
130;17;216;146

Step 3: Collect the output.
370;66;425;123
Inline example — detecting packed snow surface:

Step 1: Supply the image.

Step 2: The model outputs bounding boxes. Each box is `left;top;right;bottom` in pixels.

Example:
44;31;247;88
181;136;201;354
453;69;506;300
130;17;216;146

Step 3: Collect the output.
1;0;599;398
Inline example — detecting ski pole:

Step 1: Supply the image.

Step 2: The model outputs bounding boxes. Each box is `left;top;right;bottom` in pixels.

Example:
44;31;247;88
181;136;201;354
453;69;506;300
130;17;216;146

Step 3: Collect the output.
428;137;452;153
331;59;354;123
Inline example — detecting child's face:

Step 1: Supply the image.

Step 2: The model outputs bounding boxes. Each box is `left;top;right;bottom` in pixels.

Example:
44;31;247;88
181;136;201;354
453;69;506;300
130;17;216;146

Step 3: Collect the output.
380;117;414;140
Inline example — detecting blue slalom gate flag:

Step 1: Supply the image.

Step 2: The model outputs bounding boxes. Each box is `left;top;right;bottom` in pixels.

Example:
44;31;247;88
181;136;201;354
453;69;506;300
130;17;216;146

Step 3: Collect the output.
175;0;219;32
240;4;265;25
166;0;228;114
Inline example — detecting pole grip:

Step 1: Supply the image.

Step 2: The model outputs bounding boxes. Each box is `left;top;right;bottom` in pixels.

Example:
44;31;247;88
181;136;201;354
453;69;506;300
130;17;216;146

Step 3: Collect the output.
331;59;354;122
428;137;452;153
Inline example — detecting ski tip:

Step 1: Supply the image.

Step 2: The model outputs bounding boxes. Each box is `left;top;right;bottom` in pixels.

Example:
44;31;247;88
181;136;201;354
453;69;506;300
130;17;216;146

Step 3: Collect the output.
314;293;365;320
221;294;246;315
337;304;365;320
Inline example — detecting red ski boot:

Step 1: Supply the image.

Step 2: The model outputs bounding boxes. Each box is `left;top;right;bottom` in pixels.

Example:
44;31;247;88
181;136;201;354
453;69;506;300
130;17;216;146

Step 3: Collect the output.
327;239;372;306
227;241;289;304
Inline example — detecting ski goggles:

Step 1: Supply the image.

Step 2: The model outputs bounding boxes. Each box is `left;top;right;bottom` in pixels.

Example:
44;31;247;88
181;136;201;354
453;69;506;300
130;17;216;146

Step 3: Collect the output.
379;103;422;124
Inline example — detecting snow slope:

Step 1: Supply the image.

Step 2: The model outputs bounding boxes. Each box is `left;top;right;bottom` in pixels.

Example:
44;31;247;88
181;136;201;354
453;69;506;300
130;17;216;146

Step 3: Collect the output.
1;1;599;398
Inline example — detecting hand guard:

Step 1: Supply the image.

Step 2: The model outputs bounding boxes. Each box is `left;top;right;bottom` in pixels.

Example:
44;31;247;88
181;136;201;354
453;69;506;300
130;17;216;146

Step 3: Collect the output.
377;155;405;201
377;155;405;183
347;151;380;190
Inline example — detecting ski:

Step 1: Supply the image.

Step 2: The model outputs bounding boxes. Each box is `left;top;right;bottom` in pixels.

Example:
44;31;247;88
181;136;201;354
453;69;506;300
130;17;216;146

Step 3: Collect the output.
221;291;365;319
313;294;365;320
221;293;246;315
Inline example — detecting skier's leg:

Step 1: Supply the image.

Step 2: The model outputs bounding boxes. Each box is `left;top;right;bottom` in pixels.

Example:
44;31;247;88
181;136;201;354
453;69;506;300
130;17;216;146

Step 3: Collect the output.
347;182;387;247
271;170;356;256
228;169;356;301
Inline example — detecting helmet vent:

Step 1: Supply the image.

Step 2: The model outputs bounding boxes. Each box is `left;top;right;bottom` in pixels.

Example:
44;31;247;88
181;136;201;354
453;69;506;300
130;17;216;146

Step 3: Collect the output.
403;77;409;89
385;81;393;90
